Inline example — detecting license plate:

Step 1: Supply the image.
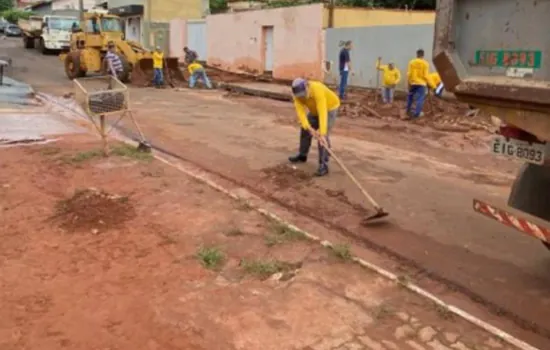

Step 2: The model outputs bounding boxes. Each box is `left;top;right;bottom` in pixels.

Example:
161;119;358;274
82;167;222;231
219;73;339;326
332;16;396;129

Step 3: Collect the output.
491;136;545;165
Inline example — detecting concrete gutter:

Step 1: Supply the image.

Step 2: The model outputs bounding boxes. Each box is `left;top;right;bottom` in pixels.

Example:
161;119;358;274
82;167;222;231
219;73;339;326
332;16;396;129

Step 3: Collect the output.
0;77;36;106
219;82;292;102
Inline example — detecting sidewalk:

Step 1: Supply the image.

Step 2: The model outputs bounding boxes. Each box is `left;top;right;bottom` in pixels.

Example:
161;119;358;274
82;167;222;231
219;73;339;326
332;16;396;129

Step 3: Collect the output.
0;131;519;350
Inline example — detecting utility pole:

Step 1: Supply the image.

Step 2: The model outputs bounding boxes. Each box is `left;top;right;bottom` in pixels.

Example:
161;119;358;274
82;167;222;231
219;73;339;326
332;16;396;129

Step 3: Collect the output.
78;0;84;22
328;0;335;28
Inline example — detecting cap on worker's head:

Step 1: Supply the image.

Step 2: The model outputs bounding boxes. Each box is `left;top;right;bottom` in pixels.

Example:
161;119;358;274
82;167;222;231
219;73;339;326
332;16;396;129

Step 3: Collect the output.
156;46;161;50
291;78;308;98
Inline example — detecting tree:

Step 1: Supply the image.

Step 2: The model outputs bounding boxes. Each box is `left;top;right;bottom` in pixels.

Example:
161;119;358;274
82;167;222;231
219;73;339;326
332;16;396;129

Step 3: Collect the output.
210;0;228;14
1;9;32;23
0;0;13;13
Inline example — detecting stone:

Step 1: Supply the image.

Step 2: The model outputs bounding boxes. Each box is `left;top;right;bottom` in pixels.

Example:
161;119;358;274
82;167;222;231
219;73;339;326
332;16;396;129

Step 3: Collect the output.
396;311;410;322
394;324;415;340
451;342;471;350
444;332;459;344
428;339;452;350
484;338;503;348
358;335;384;350
381;340;398;349
418;326;438;343
407;340;428;350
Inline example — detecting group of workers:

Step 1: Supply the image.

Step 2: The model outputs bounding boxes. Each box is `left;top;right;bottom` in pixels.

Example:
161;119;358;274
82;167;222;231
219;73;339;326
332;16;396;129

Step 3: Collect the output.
287;43;446;177
104;42;212;89
338;41;444;118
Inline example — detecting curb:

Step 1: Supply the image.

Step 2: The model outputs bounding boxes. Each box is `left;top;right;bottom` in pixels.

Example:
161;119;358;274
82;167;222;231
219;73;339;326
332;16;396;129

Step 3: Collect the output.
37;92;540;350
219;82;292;102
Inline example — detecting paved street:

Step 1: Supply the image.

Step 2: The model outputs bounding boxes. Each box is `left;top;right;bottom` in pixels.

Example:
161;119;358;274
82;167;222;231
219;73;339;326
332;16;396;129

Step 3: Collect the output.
1;37;549;349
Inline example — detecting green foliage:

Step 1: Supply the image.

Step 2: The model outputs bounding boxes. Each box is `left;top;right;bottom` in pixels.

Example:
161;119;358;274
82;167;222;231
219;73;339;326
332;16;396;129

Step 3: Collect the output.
1;9;32;23
209;0;228;14
0;0;12;13
267;0;436;10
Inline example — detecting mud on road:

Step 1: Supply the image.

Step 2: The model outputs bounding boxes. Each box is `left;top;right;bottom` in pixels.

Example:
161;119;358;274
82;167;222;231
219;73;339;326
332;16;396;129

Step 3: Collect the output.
0;136;517;350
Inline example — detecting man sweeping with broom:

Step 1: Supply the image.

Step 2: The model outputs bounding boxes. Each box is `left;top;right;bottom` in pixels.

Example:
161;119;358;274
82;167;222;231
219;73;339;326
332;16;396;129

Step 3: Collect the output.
288;78;340;177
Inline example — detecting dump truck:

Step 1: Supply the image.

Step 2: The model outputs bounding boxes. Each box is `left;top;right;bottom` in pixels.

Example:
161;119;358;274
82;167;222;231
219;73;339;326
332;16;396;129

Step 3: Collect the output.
433;0;550;251
19;15;78;54
60;8;184;86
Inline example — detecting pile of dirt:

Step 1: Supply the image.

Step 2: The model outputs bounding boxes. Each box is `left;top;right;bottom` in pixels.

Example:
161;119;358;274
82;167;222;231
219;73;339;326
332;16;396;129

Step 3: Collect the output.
261;164;312;189
340;90;494;133
54;188;135;232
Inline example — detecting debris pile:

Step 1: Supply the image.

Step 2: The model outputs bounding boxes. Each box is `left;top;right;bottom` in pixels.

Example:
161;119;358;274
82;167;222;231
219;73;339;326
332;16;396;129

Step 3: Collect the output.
54;188;135;232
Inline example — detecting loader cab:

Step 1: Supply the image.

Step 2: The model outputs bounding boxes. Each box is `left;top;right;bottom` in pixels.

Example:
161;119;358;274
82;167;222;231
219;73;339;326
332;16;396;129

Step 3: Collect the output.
75;14;123;49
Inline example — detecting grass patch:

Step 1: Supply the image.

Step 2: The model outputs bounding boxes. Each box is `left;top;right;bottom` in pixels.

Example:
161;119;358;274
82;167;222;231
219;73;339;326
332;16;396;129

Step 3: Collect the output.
434;303;454;320
196;246;224;270
225;227;244;237
240;259;296;280
63;149;103;164
111;144;153;161
40;147;61;156
371;304;394;320
265;221;306;247
330;243;352;261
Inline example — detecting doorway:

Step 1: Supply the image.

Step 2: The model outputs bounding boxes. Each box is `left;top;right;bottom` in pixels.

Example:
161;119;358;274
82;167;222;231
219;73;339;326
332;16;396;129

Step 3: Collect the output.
125;17;141;43
262;26;274;72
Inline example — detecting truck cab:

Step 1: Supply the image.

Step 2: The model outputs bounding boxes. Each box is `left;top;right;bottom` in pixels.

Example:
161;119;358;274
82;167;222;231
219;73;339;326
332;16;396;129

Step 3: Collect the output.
433;0;550;250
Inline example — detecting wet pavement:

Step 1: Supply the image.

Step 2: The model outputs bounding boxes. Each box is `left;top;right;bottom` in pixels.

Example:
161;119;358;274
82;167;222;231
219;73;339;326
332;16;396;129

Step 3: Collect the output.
0;76;34;105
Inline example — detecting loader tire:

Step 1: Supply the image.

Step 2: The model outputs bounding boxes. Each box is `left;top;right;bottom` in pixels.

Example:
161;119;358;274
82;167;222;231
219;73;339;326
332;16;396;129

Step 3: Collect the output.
23;36;34;49
64;52;86;80
118;55;130;83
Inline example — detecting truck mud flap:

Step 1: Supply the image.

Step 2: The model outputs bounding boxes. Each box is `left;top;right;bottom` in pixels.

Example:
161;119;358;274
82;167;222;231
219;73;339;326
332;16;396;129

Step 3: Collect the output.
473;198;550;245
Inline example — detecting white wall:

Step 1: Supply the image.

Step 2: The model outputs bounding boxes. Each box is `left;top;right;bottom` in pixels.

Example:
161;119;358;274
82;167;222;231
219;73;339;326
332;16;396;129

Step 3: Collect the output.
52;0;95;10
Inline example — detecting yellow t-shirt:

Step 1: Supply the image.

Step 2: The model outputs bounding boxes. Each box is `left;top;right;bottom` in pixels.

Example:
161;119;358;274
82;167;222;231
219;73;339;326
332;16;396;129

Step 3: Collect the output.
427;72;441;89
407;58;430;86
293;81;340;136
152;52;164;69
188;62;203;74
377;64;401;86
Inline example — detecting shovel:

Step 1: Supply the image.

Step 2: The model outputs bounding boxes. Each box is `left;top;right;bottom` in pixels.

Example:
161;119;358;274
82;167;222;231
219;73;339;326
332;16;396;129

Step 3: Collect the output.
316;134;389;221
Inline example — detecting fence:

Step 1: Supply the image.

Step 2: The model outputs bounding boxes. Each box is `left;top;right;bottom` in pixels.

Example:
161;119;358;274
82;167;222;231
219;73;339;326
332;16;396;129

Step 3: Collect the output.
324;24;434;90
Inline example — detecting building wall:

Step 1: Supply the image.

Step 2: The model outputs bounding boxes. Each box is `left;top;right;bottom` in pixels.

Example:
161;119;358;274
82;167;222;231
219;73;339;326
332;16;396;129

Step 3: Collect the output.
169;18;186;59
324;24;435;89
323;8;435;28
150;0;204;22
207;3;325;80
52;0;95;10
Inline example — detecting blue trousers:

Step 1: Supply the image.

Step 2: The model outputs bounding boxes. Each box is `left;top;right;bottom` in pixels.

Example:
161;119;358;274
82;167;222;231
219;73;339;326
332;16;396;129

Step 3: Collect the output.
189;68;212;89
153;68;163;86
406;85;426;117
338;70;349;99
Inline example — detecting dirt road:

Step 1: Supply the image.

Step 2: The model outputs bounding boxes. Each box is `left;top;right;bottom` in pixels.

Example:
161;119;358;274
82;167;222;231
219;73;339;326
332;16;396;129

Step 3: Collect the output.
3;37;550;348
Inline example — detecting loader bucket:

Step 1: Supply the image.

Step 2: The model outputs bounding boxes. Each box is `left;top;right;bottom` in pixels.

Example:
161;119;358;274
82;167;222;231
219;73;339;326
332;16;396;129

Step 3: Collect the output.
132;57;186;87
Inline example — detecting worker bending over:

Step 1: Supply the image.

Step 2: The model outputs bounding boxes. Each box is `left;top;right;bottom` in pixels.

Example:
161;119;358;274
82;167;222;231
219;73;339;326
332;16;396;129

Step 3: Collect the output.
188;60;212;89
376;57;401;104
428;72;444;98
104;42;124;79
288;78;340;177
406;49;430;119
152;46;164;88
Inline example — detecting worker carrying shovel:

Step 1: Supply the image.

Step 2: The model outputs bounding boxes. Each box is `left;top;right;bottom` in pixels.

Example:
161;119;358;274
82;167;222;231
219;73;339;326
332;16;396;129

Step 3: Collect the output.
288;78;340;177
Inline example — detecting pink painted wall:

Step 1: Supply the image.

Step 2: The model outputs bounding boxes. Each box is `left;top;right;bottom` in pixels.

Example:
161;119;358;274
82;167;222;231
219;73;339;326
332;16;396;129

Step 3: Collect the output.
169;19;187;63
206;4;324;80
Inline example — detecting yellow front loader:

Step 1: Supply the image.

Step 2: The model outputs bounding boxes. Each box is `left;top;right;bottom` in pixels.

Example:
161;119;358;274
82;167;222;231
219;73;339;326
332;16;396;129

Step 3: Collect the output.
59;10;184;86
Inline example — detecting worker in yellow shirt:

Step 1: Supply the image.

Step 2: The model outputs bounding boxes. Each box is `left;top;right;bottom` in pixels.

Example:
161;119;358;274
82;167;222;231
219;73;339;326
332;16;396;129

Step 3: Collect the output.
427;72;445;98
187;60;212;89
376;57;401;104
406;49;431;119
152;46;164;88
288;78;340;177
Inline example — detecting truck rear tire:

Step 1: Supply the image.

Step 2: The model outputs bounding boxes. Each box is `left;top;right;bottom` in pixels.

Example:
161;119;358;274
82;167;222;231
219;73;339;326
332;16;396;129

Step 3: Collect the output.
508;163;550;222
64;52;86;80
23;36;34;49
38;38;48;55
